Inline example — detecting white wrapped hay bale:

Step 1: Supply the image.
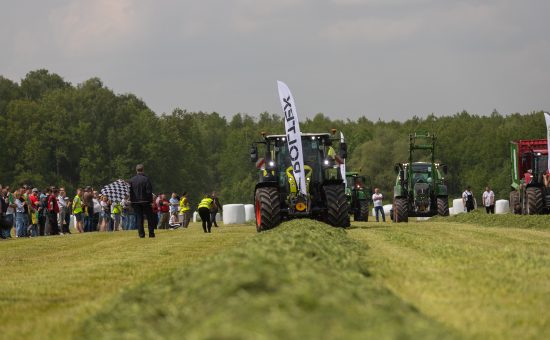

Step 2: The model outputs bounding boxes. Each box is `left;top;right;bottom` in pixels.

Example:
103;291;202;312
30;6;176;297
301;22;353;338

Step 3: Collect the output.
244;204;255;222
452;198;465;214
383;204;392;217
193;211;201;222
416;217;431;221
495;200;510;214
223;204;246;225
449;207;457;215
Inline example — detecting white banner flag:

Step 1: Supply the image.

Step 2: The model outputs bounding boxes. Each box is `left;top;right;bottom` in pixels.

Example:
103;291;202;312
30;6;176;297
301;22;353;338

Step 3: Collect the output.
545;112;550;171
340;132;347;187
277;81;307;196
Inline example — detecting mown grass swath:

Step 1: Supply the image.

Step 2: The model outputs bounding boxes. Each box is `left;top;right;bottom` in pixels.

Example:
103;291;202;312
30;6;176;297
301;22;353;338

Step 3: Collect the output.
79;220;455;339
431;209;550;229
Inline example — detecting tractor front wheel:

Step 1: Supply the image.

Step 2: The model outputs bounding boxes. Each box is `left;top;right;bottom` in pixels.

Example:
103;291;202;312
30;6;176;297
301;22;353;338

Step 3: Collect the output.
324;185;350;228
359;200;369;221
393;198;408;223
255;187;281;232
509;191;520;214
437;197;449;216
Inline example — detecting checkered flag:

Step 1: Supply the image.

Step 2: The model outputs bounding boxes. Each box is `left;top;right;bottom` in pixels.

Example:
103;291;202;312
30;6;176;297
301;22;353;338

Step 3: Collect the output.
101;179;130;203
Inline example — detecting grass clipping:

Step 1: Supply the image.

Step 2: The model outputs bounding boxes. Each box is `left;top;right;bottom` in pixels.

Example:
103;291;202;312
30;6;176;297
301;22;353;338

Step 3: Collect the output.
80;220;453;339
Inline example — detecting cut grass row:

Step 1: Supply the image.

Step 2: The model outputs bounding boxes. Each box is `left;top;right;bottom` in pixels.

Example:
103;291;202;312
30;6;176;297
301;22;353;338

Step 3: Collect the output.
79;220;454;339
349;219;550;339
0;224;255;340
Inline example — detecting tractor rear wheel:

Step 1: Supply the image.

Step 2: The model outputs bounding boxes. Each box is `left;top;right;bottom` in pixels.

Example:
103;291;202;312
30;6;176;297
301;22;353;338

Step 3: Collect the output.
359;200;369;221
393;198;408;223
437;197;449;216
525;187;543;215
324;185;350;228
255;187;281;232
509;191;520;214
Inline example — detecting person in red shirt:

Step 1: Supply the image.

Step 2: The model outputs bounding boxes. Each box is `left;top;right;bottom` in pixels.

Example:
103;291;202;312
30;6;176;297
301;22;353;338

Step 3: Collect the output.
157;194;170;229
28;188;40;237
47;187;60;235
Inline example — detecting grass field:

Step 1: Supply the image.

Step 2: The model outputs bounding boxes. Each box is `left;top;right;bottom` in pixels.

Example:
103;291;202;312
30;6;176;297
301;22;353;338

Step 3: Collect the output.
1;215;549;339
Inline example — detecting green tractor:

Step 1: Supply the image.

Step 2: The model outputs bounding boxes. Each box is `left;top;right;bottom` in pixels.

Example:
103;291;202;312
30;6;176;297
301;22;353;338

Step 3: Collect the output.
250;131;350;231
392;132;449;222
345;171;371;221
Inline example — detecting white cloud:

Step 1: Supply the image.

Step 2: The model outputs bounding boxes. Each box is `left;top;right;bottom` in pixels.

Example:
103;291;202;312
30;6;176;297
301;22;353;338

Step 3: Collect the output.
48;0;142;56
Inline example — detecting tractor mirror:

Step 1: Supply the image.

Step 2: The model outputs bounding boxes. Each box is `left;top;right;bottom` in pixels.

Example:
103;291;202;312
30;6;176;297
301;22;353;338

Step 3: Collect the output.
394;164;400;173
339;142;348;159
250;145;258;163
441;164;448;174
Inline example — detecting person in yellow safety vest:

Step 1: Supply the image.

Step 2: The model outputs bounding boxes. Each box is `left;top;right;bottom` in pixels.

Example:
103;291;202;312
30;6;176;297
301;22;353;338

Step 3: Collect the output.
72;188;84;233
179;192;191;228
197;194;213;233
112;201;122;231
327;146;343;179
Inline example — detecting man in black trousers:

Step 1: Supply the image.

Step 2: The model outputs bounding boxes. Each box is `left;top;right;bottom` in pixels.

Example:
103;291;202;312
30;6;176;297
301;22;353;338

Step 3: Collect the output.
128;164;155;238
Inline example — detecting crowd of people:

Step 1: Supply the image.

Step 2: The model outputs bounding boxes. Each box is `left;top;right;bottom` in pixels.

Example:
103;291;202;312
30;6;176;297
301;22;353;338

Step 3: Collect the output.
0;181;223;239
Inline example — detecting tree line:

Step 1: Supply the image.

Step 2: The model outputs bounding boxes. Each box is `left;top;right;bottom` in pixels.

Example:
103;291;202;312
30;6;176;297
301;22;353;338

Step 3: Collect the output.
0;70;546;205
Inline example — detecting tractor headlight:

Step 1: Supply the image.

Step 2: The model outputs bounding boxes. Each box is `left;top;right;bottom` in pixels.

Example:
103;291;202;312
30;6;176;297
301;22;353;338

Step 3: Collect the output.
323;158;335;168
267;160;276;170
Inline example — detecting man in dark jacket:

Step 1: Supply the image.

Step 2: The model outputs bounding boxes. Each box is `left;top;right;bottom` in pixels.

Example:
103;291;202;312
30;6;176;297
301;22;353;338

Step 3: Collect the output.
128;164;155;238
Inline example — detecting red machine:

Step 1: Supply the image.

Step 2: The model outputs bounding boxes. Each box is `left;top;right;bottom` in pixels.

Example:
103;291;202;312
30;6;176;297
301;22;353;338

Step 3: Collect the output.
510;139;549;214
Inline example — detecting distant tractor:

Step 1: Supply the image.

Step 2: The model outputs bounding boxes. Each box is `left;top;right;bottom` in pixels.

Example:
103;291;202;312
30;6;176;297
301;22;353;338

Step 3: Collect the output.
392;132;449;222
509;139;550;214
250;132;350;231
345;172;371;221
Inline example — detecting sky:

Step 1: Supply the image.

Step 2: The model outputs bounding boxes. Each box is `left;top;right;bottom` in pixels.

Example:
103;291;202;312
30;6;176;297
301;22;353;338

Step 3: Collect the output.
1;0;549;121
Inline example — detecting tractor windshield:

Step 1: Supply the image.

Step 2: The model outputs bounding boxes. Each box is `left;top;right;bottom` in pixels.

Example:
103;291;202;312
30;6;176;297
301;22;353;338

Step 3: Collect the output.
411;163;432;183
275;136;323;183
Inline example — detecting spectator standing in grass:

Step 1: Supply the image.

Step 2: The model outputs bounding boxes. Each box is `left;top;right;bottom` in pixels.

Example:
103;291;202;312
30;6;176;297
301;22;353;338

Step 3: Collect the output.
99;195;111;232
482;186;495;214
3;186;15;238
38;189;49;236
372;188;385;222
47;187;60;235
128;164;155;238
210;191;222;228
197;194;213;233
83;187;94;232
121;194;136;230
112;201;122;231
28;188;40;237
462;186;475;213
73;188;84;233
157;194;170;229
92;191;102;232
0;185;9;239
14;190;28;237
179;192;191;228
57;188;69;234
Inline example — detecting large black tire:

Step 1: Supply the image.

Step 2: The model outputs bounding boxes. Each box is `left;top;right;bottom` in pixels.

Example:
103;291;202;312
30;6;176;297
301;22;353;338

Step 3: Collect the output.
524;187;543;215
324;185;350;228
255;187;281;232
359;200;369;221
437;197;449;216
510;191;521;214
393;198;408;223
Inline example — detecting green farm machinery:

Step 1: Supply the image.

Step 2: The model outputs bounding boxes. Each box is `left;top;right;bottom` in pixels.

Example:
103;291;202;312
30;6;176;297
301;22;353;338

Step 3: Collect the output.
345;171;371;221
392;132;449;222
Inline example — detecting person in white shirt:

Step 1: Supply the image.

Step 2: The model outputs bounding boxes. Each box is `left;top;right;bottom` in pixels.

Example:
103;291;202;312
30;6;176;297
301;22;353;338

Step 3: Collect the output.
482;186;495;214
57;188;69;234
372;188;385;222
